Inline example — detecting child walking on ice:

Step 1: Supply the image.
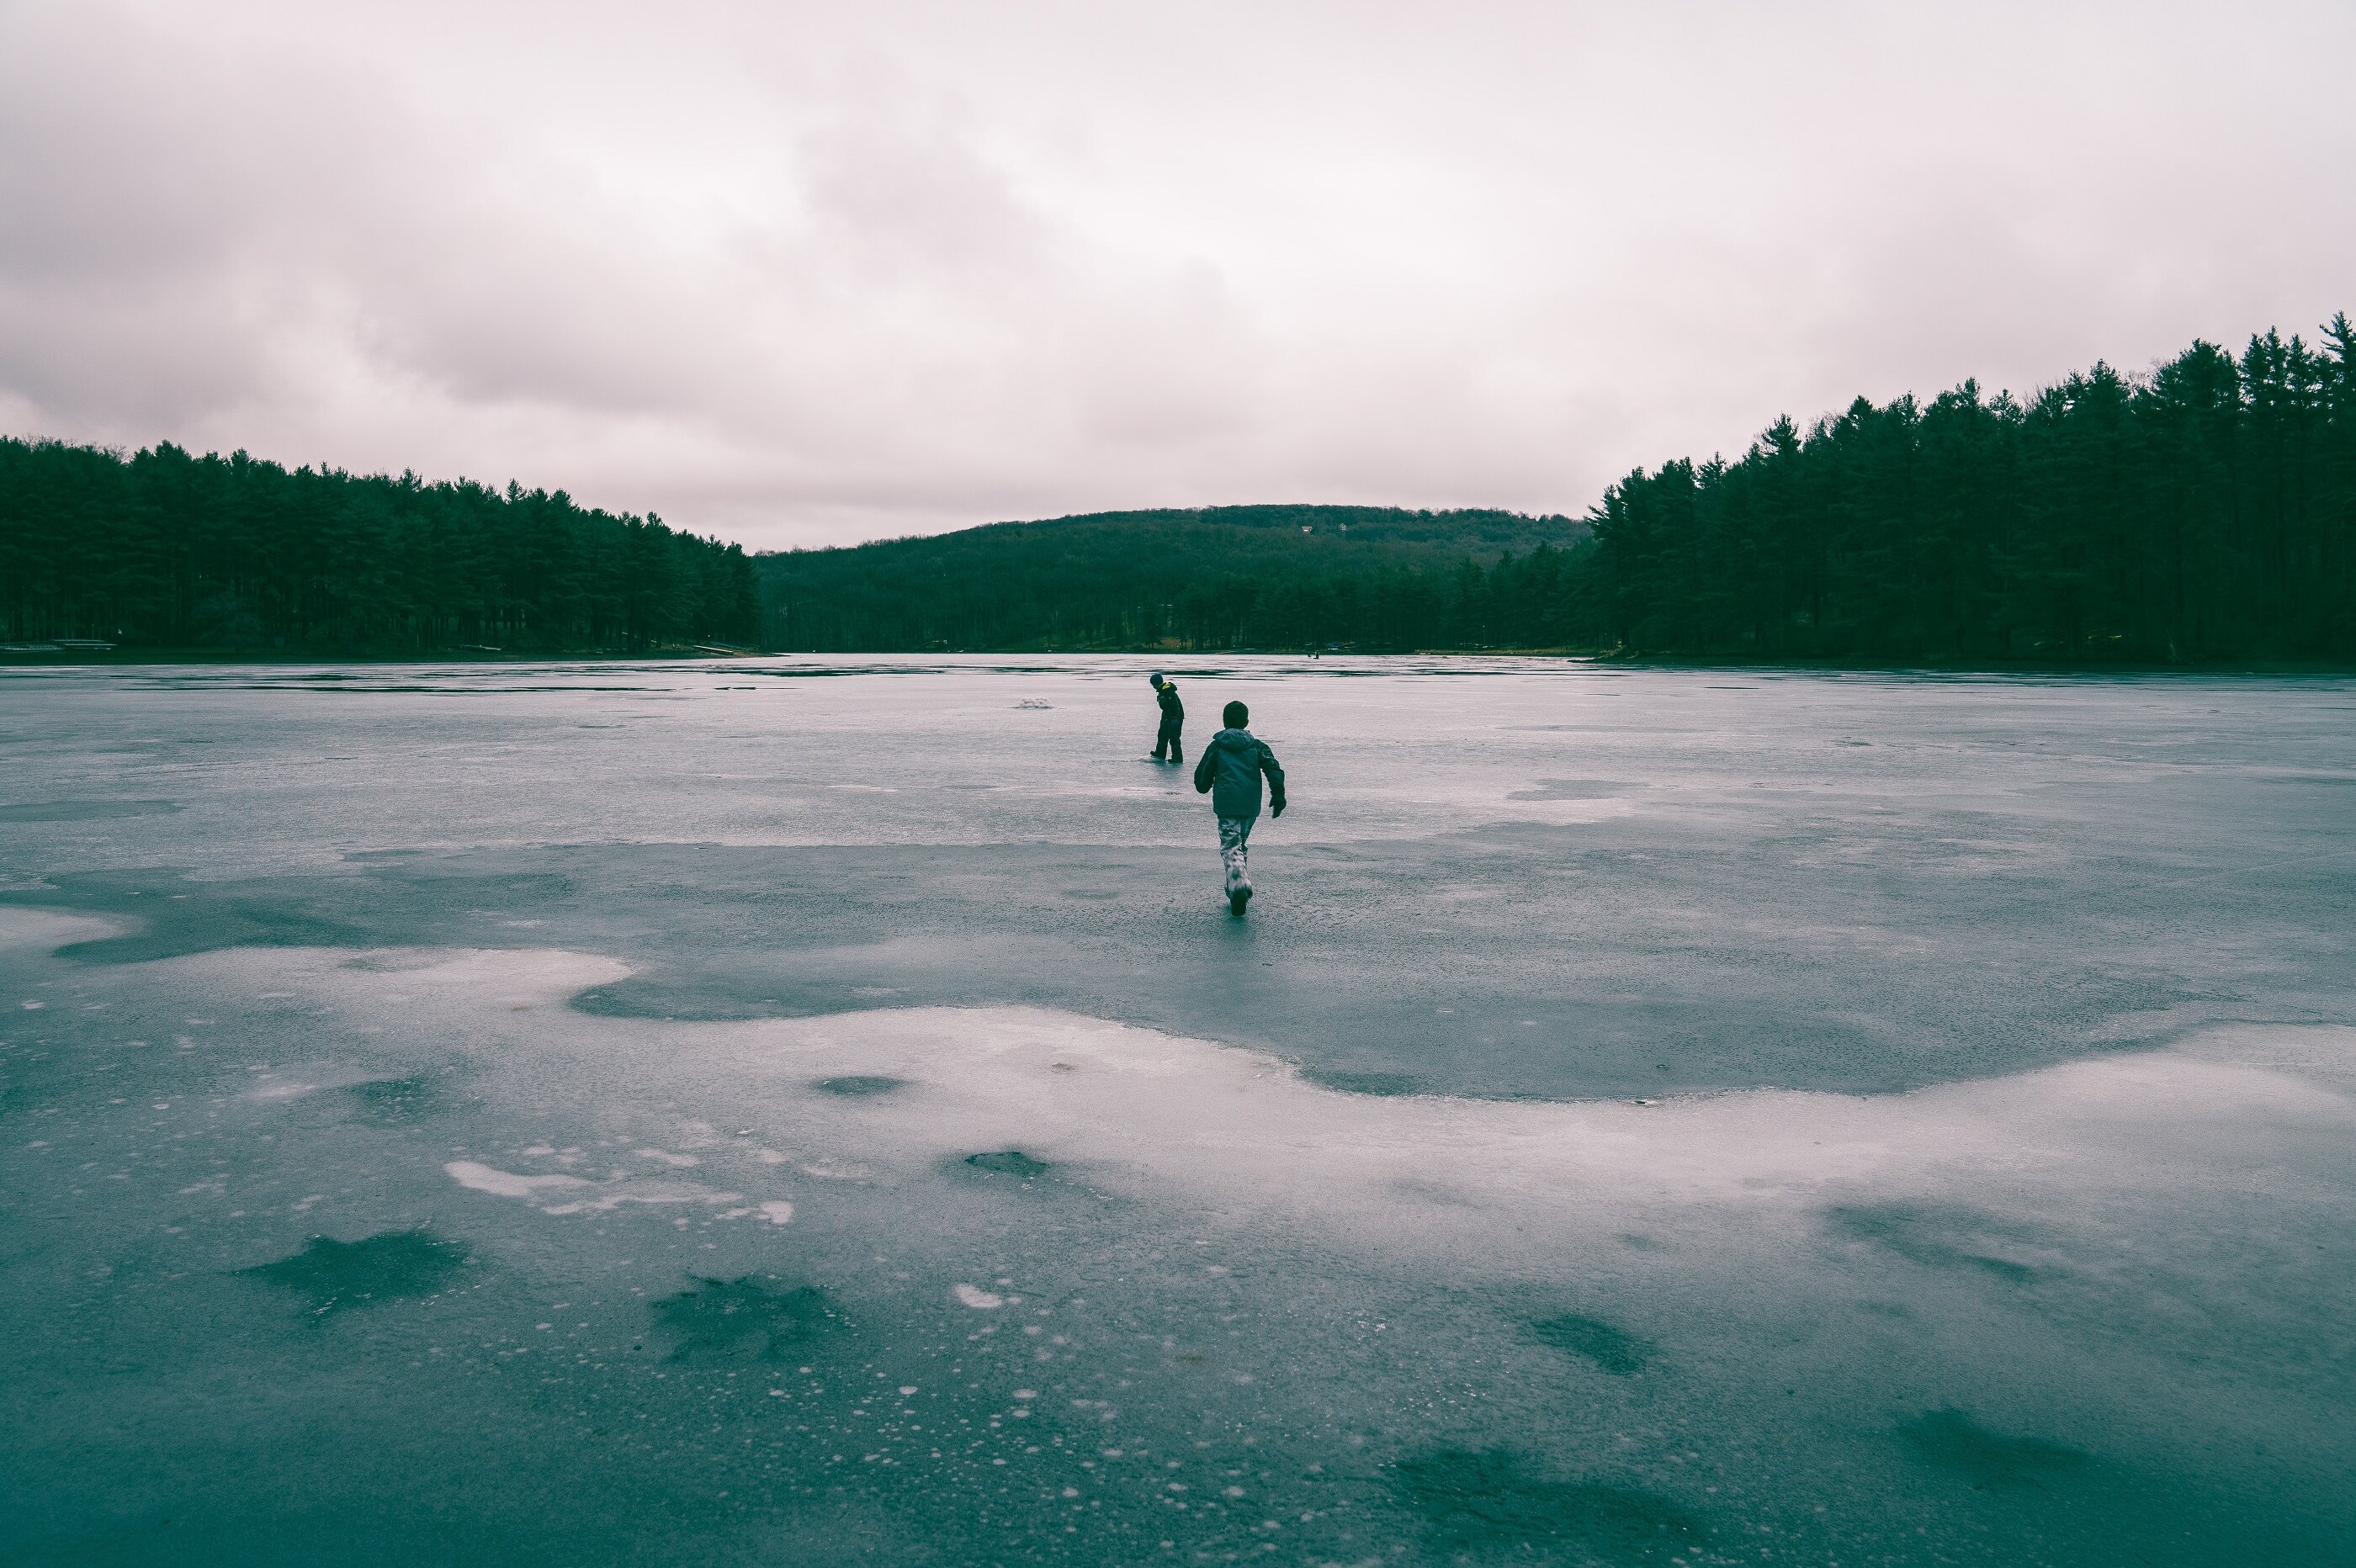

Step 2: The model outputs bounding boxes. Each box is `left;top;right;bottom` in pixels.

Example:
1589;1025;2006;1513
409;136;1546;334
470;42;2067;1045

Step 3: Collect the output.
1192;700;1287;916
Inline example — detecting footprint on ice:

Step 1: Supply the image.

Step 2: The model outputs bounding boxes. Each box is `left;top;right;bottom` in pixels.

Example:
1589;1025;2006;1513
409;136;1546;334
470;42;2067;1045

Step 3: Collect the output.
814;1075;907;1097
241;1229;470;1317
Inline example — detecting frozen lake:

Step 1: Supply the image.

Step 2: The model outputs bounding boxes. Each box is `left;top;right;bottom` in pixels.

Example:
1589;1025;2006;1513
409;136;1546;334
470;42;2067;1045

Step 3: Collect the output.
3;657;2352;1565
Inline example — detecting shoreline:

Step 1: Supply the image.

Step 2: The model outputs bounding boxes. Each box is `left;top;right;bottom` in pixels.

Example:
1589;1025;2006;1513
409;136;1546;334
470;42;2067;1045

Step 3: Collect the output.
5;646;2354;677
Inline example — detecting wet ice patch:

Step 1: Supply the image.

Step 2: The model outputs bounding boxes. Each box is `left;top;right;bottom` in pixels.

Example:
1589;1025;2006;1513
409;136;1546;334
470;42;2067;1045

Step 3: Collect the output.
242;1229;470;1316
963;1150;1050;1178
815;1074;907;1097
652;1277;837;1362
347;1073;456;1124
1899;1408;2089;1491
1530;1313;1653;1375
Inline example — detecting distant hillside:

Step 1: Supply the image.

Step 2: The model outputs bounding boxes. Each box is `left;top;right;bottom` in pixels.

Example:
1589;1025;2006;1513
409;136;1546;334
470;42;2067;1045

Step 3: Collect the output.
762;315;2356;663
756;504;1591;652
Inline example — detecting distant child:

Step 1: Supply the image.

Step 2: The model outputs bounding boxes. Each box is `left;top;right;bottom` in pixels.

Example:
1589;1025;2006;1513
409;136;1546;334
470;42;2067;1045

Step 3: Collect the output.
1192;700;1287;915
1149;673;1185;763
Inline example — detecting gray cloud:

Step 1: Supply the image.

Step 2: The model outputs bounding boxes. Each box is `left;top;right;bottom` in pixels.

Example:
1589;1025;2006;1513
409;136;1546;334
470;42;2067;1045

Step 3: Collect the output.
3;0;2352;548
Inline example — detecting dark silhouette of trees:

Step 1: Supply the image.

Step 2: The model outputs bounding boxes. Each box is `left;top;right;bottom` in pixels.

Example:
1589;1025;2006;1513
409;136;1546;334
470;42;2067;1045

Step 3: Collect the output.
0;439;760;652
13;315;2350;664
756;505;1589;652
762;316;2353;661
1580;319;2356;661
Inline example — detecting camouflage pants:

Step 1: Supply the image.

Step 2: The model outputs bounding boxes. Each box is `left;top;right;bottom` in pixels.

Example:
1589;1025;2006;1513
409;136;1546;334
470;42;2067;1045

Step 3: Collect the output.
1217;815;1255;896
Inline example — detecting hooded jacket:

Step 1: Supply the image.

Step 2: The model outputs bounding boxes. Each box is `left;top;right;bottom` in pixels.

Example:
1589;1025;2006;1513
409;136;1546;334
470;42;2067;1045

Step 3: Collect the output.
1155;681;1184;728
1193;728;1286;820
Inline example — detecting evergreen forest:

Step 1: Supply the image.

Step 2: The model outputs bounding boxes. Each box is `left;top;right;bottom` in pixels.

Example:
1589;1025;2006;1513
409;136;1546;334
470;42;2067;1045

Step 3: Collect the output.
8;315;2352;664
761;316;2356;662
1584;318;2356;661
0;439;761;653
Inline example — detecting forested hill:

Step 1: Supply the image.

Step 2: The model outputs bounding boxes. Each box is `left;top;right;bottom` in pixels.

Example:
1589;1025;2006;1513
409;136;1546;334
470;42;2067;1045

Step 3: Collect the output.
757;504;1589;652
764;317;2356;662
0;438;761;653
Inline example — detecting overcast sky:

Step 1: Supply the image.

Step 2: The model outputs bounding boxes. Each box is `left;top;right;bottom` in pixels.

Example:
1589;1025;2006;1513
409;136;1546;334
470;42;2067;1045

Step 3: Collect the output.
3;2;2351;550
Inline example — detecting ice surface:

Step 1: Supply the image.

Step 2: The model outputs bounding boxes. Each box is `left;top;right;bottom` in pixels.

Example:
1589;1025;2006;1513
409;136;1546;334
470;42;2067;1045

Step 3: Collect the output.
2;658;2352;1565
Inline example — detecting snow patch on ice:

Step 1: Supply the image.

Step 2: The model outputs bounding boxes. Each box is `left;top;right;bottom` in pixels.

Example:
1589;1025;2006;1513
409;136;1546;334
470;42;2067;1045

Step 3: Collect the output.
543;1180;744;1216
446;1161;593;1201
0;908;121;953
158;943;2356;1295
443;1158;752;1216
954;1285;1004;1309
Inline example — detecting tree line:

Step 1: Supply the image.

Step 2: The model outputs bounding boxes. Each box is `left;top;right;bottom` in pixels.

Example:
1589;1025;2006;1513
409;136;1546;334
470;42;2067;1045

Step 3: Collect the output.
760;316;2355;662
0;438;761;653
12;315;2351;663
1581;317;2356;660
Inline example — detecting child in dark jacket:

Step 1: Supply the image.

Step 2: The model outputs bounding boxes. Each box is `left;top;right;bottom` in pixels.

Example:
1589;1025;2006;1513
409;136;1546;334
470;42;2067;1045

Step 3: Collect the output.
1191;700;1287;915
1149;673;1184;762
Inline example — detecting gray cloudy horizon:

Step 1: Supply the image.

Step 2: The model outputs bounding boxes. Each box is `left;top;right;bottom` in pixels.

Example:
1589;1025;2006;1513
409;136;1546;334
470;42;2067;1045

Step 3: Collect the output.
3;1;2352;552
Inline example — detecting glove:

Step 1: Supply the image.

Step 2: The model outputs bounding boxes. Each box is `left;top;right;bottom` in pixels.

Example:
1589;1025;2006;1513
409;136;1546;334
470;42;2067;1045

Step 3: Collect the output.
1271;800;1287;818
